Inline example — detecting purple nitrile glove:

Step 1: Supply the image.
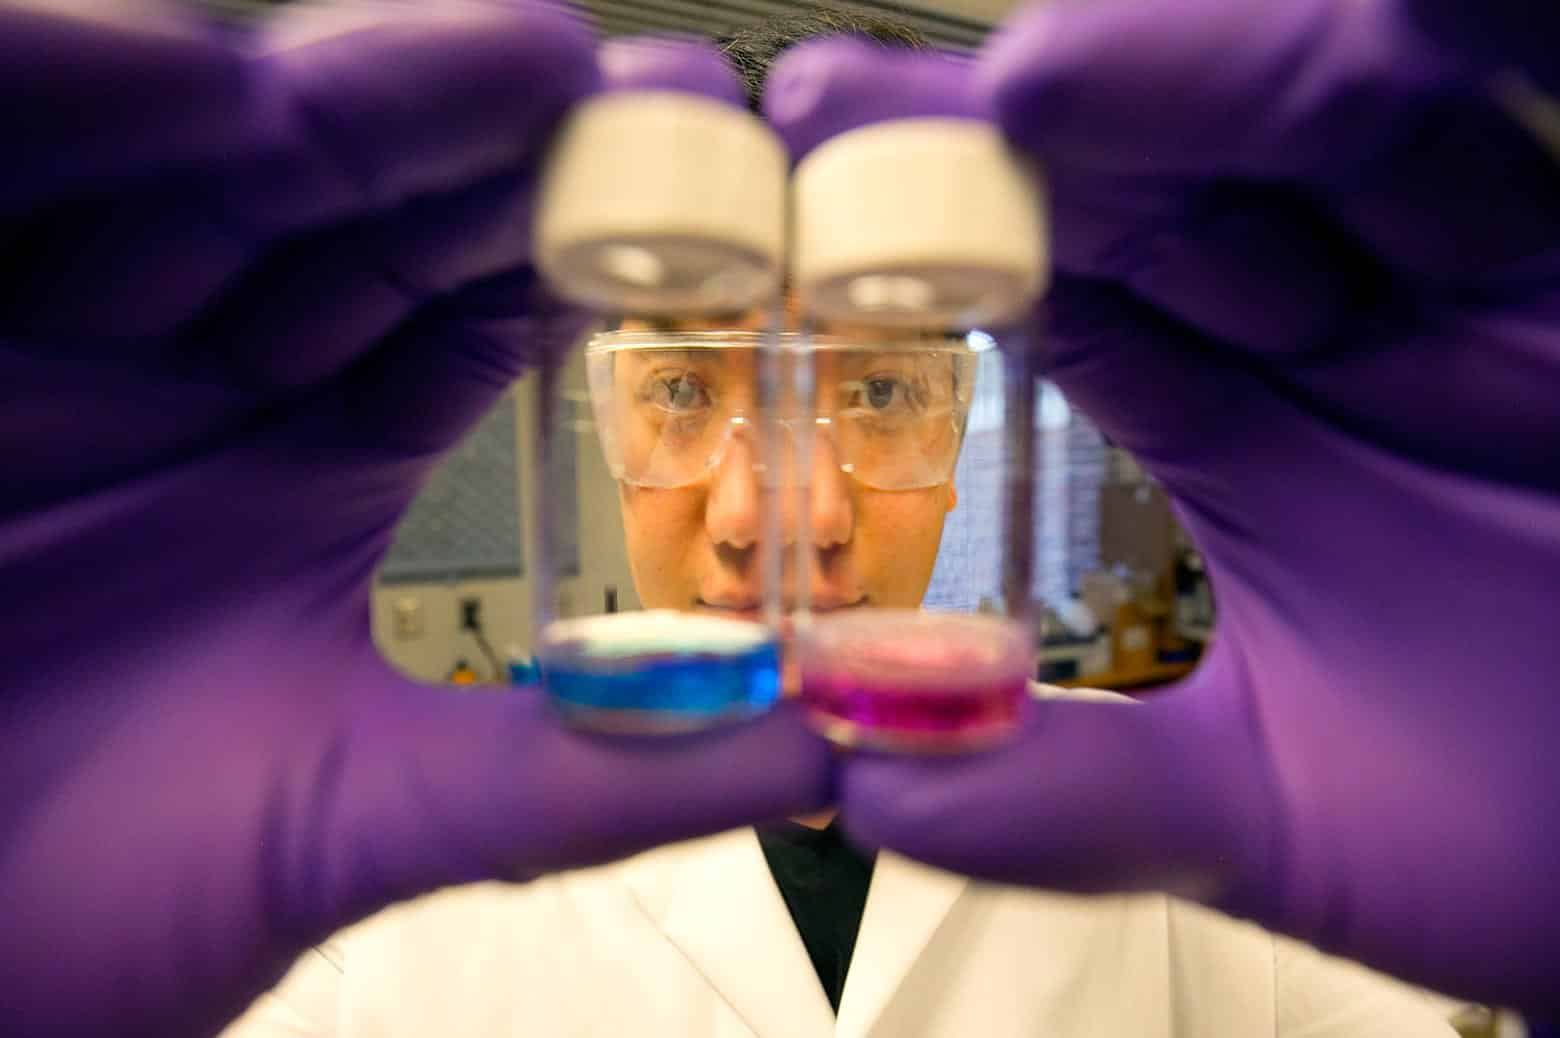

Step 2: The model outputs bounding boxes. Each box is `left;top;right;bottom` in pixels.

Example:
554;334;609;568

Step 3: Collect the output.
597;32;750;106
766;0;1560;1015
0;6;828;1035
1405;0;1560;94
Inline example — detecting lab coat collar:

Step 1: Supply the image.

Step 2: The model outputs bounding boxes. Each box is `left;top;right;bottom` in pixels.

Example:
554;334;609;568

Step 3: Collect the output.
622;827;838;1038
835;850;967;1038
621;827;968;1038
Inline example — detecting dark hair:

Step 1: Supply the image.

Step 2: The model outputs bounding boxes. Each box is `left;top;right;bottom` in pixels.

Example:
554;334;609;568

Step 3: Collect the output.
717;4;928;110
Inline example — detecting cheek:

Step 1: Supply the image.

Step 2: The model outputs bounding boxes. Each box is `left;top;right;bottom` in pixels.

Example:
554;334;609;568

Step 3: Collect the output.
619;486;707;608
852;486;952;606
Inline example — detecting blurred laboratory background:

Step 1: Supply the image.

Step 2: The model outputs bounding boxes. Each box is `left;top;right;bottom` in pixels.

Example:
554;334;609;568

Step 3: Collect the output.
576;0;1004;48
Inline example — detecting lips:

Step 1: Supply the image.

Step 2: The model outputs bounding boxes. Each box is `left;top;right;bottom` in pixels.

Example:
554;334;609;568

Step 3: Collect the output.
696;596;867;617
695;600;762;621
811;596;868;612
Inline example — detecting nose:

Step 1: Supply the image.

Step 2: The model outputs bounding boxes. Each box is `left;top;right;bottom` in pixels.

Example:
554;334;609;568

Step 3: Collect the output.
704;429;760;550
808;423;854;549
706;421;856;554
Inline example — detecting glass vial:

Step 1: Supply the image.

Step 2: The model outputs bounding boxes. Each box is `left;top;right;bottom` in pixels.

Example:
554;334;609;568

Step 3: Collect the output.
786;113;1050;752
529;41;790;733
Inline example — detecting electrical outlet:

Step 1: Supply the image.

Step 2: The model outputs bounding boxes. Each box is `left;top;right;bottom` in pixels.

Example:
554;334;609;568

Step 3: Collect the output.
391;596;423;640
459;596;482;631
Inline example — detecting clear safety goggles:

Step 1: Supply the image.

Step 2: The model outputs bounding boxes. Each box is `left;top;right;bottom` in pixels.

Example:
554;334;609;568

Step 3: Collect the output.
585;330;977;491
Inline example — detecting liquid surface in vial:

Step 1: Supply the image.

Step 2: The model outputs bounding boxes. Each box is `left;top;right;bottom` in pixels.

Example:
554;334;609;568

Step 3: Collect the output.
541;610;780;730
798;610;1030;751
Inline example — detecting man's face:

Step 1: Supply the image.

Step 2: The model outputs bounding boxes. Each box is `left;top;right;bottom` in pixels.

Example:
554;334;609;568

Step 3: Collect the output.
597;308;963;618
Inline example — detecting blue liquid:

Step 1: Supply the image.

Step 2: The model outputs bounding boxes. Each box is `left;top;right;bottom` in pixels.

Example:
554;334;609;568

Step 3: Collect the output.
543;638;781;732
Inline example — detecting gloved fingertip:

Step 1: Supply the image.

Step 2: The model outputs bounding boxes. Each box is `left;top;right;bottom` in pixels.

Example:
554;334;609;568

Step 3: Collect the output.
599;35;747;107
756;701;842;808
1402;0;1560;92
763;37;982;161
974;0;1106;158
833;752;945;849
972;1;1054;105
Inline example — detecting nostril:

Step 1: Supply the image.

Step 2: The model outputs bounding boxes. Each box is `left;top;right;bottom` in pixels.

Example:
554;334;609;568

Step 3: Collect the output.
714;541;756;569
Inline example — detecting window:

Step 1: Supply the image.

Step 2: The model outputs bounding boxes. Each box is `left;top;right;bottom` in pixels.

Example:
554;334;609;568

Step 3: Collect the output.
923;348;1105;614
379;392;582;584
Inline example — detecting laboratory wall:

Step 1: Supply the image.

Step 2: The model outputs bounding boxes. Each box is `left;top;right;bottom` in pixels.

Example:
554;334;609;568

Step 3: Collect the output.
371;356;639;685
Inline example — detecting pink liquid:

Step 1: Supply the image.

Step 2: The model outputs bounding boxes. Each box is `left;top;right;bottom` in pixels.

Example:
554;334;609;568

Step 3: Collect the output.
797;611;1031;752
803;670;1024;750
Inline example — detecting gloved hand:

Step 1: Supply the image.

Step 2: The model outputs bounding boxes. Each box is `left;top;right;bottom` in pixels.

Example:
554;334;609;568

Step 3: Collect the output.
1405;0;1560;95
765;0;1560;1014
0;5;828;1035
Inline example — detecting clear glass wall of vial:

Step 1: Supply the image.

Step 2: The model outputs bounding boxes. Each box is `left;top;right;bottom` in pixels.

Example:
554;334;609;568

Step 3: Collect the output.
787;318;1046;751
526;46;790;733
527;313;791;732
783;109;1051;752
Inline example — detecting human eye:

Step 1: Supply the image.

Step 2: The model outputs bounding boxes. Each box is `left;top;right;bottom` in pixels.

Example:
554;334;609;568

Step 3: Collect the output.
847;373;924;417
642;371;712;414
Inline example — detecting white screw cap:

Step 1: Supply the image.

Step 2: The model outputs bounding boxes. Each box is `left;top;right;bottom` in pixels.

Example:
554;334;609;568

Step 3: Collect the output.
791;117;1048;328
534;91;787;315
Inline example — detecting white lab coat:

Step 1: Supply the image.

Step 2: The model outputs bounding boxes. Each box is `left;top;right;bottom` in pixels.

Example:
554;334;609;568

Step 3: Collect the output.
225;830;1458;1037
